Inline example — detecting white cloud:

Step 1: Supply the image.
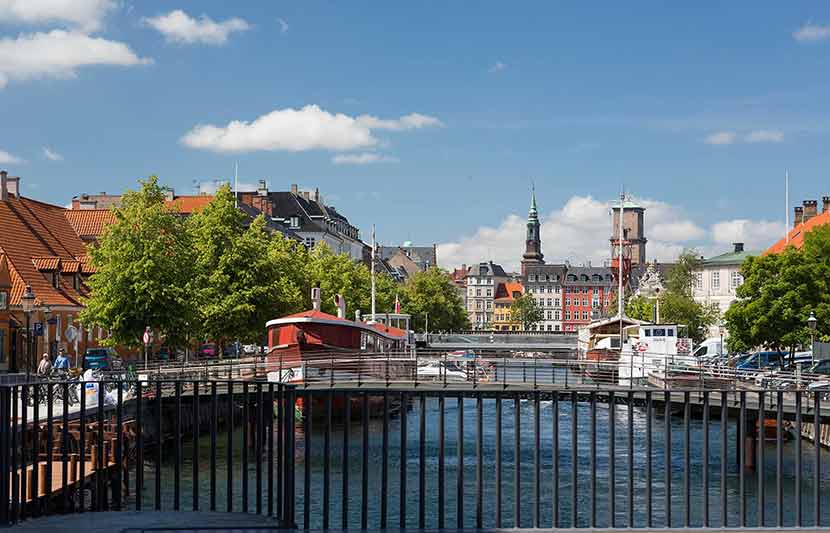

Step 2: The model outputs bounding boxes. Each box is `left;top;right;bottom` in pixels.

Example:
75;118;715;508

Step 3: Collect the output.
794;23;830;42
745;129;784;143
0;30;151;89
143;10;250;45
0;0;114;32
42;147;62;161
489;61;506;73
181;105;442;154
196;179;259;195
0;149;22;164
355;112;443;131
710;219;786;250
703;131;736;145
332;153;398;165
277;18;289;33
438;194;781;272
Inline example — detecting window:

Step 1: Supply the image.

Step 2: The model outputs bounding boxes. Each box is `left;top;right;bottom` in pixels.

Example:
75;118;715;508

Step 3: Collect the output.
554;298;560;307
305;237;316;248
565;297;571;306
731;271;743;289
582;287;589;294
666;328;675;337
653;328;666;336
694;272;703;290
486;301;491;309
555;286;561;294
289;216;300;229
565;311;571;320
486;289;492;297
554;310;560;320
711;271;720;290
52;272;60;289
555;324;560;332
476;289;481;296
582;311;588;320
582;298;588;307
644;329;651;337
546;311;552;319
0;292;6;310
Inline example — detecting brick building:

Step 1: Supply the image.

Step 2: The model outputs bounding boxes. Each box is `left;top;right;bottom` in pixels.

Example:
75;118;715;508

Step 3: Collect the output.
492;281;524;331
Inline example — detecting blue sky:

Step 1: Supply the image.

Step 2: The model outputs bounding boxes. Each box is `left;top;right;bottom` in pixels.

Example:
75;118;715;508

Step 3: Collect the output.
2;1;830;270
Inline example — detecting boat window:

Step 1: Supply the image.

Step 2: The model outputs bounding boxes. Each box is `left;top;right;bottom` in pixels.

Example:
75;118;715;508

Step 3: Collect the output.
644;329;651;337
653;328;666;336
666;328;674;337
611;338;620;348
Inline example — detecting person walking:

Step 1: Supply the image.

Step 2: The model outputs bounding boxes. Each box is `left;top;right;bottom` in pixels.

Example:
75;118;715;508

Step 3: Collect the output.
37;353;52;376
54;349;71;370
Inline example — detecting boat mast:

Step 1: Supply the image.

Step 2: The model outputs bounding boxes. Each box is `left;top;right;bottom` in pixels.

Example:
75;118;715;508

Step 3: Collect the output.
618;190;625;343
785;170;789;244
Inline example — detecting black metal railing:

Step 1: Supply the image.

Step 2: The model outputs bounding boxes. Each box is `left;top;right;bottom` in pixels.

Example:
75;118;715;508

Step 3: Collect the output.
1;378;830;529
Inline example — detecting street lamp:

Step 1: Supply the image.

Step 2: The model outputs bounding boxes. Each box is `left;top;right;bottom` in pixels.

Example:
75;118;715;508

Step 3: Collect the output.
20;285;35;378
808;311;818;363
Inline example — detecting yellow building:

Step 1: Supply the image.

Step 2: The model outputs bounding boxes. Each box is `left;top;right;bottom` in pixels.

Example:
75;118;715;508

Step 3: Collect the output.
492;282;524;331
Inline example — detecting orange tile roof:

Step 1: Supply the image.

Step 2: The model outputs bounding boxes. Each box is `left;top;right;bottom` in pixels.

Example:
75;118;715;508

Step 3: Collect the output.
166;195;213;214
494;281;524;301
32;256;60;271
64;209;116;240
765;211;830;255
0;194;90;307
61;259;80;273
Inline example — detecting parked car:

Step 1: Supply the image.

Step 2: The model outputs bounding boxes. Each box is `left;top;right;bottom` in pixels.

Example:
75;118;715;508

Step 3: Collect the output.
197;343;218;359
736;351;786;371
83;347;121;370
807;359;830;376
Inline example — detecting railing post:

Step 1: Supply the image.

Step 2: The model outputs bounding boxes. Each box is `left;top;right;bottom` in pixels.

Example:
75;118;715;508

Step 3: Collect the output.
280;385;296;528
0;386;9;526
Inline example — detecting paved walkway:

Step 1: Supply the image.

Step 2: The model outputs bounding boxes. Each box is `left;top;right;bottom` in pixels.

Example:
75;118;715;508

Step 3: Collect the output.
14;511;282;532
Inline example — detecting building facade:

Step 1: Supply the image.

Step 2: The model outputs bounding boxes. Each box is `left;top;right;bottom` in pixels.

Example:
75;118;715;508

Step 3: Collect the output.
465;261;509;329
378;244;437;281
692;242;755;318
561;266;615;332
492;282;524;331
524;264;566;331
610;200;647;266
238;182;365;261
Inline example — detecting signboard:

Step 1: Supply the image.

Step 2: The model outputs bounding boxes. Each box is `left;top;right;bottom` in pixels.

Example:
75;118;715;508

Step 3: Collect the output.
33;322;43;336
142;329;153;345
64;325;78;343
47;318;57;325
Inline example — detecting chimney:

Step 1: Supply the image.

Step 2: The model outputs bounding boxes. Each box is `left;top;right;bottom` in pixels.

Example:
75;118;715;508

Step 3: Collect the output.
311;287;321;311
823;196;830;214
794;206;804;227
334;294;346;319
805;200;818;221
290;184;298;195
0;170;7;201
257;180;268;196
164;189;174;202
314;187;320;203
733;242;744;253
355;310;361;322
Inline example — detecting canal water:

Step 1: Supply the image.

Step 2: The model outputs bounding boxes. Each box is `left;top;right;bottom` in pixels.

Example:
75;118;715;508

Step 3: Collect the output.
134;394;830;529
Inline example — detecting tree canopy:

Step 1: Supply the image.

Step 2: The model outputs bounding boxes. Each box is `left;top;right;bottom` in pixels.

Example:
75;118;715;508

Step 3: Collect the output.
80;176;196;348
724;225;830;355
509;294;543;330
400;268;469;332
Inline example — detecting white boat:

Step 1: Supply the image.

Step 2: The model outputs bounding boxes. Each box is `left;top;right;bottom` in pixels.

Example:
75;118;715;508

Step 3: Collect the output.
618;323;696;386
417;359;469;382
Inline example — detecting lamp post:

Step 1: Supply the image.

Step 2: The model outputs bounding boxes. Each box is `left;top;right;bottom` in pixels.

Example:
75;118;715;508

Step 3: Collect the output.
808;311;817;363
20;285;35;378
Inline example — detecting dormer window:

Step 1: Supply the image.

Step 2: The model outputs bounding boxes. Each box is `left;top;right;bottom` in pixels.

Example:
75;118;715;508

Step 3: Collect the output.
73;274;80;291
0;291;6;310
289;216;300;229
52;272;60;289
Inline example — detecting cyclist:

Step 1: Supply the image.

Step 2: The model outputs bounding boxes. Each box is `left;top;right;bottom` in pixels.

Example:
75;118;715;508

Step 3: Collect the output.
54;349;71;369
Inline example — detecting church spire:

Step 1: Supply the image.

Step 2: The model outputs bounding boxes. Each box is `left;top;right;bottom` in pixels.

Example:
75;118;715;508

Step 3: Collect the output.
521;183;544;275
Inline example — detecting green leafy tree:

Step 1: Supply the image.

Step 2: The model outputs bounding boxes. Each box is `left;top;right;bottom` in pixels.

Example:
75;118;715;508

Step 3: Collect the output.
81;176;196;349
188;185;308;349
509;294;544;330
625;294;655;322
306;243;396;317
724;226;830;358
400;268;469;332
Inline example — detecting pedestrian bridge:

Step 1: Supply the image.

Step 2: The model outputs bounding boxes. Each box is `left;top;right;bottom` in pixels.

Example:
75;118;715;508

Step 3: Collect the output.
421;332;577;353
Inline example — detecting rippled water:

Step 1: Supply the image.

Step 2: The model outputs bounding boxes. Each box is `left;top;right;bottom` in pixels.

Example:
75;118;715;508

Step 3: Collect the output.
136;393;830;529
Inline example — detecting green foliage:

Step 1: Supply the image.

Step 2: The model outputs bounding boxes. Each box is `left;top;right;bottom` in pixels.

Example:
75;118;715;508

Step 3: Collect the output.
80;176;196;348
187;185;308;347
509;294;544;330
306;243;396;317
400;267;469;332
724;226;830;354
625;294;654;322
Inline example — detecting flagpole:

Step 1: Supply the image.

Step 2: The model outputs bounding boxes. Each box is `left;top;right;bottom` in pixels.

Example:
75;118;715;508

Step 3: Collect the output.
371;224;376;322
785;170;789;244
234;161;239;209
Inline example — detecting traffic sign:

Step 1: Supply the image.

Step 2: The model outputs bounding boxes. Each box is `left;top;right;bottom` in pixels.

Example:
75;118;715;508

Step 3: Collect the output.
143;327;153;346
64;325;78;343
33;322;43;336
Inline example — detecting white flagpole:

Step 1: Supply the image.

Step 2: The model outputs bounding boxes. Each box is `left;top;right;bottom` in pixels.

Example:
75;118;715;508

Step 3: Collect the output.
371;224;376;321
618;190;624;319
785;170;790;244
234;162;239;208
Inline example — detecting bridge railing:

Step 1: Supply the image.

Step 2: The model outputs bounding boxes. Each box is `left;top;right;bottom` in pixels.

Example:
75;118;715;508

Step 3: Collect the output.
2;378;830;529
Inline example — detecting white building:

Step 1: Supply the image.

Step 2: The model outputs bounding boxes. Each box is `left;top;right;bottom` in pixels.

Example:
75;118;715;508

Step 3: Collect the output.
692;243;756;331
465;261;509;330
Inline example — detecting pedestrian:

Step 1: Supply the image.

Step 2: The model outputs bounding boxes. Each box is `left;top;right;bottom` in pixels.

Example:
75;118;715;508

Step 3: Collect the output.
54;349;71;369
37;353;52;375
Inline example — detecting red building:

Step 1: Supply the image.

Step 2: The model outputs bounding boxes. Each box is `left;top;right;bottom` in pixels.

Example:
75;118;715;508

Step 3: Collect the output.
561;267;615;333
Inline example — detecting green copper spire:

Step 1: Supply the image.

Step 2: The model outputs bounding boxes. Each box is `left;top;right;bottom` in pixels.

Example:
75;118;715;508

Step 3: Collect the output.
528;183;539;223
